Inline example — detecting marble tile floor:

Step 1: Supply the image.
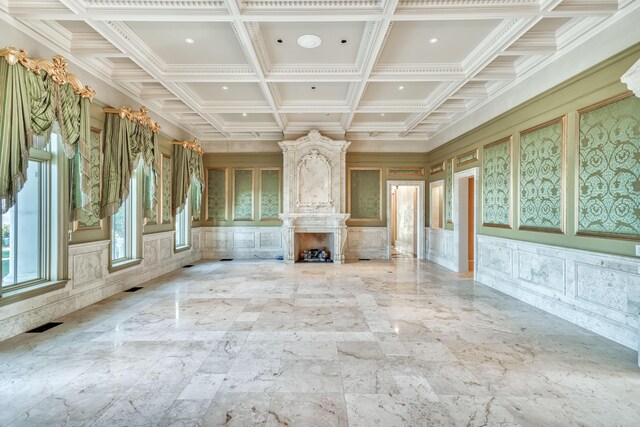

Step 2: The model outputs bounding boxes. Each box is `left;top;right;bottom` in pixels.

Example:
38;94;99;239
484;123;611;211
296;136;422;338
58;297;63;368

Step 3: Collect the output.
0;259;639;427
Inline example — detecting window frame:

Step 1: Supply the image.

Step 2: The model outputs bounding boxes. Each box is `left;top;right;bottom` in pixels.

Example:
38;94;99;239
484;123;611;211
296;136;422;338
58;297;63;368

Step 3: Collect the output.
109;163;143;270
0;129;68;303
175;192;191;251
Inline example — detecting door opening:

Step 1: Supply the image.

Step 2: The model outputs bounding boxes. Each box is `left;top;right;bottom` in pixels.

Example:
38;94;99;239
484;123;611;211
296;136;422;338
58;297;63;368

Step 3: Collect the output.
391;185;419;258
453;171;477;274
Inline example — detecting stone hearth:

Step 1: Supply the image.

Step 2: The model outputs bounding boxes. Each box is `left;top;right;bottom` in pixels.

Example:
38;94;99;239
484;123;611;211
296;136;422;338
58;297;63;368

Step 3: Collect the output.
279;130;351;264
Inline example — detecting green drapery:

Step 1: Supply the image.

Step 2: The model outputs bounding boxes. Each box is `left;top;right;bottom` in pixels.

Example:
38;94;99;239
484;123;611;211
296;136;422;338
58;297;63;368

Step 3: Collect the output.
0;58;32;213
142;132;160;220
100;113;132;218
172;144;204;218
0;54;92;215
100;112;161;219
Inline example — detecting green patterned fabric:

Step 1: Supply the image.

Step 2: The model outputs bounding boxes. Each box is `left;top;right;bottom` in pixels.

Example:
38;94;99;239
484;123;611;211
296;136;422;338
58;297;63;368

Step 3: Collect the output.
445;159;453;223
578;95;640;237
100;113;132;218
142;132;160;222
207;169;226;221
0;58;32;213
73;128;102;226
161;155;172;224
233;169;253;220
260;169;279;220
172;145;204;217
350;169;381;220
0;56;92;215
482;139;511;226
520;121;563;231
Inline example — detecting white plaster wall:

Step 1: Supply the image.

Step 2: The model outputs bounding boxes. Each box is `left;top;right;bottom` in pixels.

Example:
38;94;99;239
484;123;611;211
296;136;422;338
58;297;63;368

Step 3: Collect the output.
0;229;202;342
346;227;389;260
201;226;284;260
426;227;456;271
476;235;640;350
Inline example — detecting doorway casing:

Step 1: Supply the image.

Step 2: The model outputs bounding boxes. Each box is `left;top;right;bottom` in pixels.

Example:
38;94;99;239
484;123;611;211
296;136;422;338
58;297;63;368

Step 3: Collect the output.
386;180;425;260
452;167;479;278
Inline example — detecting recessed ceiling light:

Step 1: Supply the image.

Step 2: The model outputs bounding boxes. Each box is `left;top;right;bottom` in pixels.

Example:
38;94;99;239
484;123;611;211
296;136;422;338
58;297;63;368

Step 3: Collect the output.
185;38;195;44
297;34;322;49
222;86;228;90
380;113;385;116
429;37;439;44
311;86;316;90
398;86;404;90
276;39;284;44
242;113;247;117
340;39;347;44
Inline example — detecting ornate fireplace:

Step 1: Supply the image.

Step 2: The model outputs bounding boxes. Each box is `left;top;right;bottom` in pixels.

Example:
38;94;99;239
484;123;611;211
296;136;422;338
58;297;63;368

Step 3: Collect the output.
279;130;350;264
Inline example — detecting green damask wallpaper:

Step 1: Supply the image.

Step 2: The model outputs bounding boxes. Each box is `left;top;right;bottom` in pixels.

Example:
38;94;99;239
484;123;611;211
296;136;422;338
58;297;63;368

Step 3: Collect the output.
207;169;227;221
161;155;172;224
445;159;453;224
578;94;640;237
233;169;254;221
76;128;102;229
519;120;563;231
260;169;280;220
144;170;158;224
350;169;381;220
482;139;511;227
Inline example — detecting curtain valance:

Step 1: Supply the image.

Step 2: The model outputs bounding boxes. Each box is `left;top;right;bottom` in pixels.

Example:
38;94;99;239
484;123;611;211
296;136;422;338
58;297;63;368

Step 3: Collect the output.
0;47;95;214
100;106;161;218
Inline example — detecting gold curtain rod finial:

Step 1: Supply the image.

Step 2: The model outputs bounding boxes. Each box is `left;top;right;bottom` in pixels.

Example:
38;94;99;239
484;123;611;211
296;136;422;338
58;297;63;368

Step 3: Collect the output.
172;138;204;155
102;106;161;133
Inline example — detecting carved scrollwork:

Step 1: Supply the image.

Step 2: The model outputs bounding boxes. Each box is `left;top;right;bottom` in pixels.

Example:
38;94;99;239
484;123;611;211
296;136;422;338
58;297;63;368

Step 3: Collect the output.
102;105;161;133
0;47;96;100
296;149;334;208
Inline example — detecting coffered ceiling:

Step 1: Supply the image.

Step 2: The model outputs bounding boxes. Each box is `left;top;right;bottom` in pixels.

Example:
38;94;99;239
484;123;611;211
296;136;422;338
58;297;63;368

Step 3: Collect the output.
2;0;639;151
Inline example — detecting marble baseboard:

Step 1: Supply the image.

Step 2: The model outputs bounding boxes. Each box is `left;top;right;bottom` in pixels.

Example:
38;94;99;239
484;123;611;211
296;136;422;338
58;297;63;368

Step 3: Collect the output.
201;227;284;260
0;230;202;342
476;235;640;350
426;228;456;271
346;227;389;260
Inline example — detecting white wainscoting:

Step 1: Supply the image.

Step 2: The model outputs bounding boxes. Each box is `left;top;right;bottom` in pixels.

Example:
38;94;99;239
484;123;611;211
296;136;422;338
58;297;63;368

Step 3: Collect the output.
201;226;284;260
0;229;202;342
426;227;456;271
346;227;389;260
476;235;640;350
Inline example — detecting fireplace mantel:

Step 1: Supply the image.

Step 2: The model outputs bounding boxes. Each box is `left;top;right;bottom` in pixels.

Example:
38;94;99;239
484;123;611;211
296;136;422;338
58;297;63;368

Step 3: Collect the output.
278;130;351;264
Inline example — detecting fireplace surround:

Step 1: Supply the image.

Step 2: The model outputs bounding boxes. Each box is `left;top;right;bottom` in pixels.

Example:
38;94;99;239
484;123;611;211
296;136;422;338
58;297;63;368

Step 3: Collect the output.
279;130;351;264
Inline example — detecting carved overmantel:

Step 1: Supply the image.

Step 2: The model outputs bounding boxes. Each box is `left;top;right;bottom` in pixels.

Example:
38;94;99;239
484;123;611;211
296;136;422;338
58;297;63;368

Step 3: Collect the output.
621;58;640;98
278;130;351;264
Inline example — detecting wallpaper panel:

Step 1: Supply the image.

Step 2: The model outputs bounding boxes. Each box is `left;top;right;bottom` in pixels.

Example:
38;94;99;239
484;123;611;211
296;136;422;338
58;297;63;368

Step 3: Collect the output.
260;169;280;220
445;159;453;224
233;169;254;221
144;170;158;225
161;155;172;224
578;95;640;237
76;128;101;229
519;120;563;231
482;139;511;227
350;169;381;220
207;169;227;221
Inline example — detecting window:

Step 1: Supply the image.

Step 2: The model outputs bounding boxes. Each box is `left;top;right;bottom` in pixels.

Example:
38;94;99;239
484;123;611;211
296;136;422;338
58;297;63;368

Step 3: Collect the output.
175;194;190;249
110;166;139;266
1;132;61;294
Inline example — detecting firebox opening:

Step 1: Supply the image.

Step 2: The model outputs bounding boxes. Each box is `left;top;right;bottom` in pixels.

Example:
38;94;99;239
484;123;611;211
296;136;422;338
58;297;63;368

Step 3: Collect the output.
295;233;334;263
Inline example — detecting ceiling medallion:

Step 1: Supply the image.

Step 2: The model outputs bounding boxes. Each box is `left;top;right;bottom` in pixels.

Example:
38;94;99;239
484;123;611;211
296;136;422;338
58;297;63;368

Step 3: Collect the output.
297;34;322;49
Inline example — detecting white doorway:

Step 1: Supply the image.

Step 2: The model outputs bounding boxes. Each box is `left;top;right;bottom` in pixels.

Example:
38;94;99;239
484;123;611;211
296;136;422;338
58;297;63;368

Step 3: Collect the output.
386;181;425;260
453;168;478;276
